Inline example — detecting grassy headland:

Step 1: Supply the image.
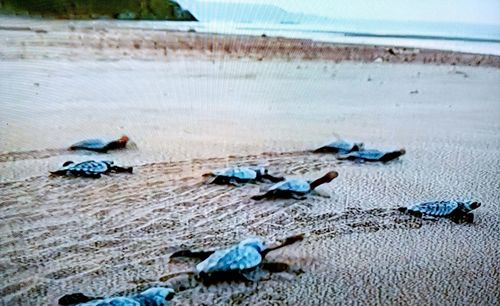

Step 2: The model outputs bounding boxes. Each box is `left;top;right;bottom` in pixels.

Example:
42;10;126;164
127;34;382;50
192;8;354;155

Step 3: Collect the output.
0;0;197;20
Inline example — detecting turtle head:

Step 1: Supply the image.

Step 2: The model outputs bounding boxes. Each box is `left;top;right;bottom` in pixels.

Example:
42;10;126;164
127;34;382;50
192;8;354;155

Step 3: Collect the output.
239;238;265;252
309;171;339;190
62;161;74;167
138;287;175;304
118;135;129;144
322;171;339;182
464;201;481;211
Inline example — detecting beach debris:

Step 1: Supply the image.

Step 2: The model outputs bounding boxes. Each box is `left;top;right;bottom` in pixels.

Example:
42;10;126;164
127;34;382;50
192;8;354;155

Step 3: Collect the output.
451;70;469;78
410;89;419;94
251;171;338;200
313;139;364;154
373;57;383;63
398;200;480;223
69;135;129;153
58;287;175;306
167;234;304;283
50;160;133;178
203;166;284;186
337;148;406;163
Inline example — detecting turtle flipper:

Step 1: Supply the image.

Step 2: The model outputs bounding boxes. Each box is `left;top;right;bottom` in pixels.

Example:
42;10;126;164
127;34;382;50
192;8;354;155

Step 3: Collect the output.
169;249;215;261
205;175;219;184
262;234;304;257
401;209;423;218
312;146;332;153
262;174;285;183
261;262;291;273
110;165;133;173
58;292;101;305
49;170;68;176
251;193;269;201
464;213;474;223
158;270;196;282
262;262;304;278
450;213;474;224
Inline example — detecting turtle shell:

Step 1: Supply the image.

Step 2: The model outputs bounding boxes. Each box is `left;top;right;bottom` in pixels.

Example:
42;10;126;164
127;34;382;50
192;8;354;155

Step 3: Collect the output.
316;140;364;153
212;167;258;181
59;287;173;306
132;287;175;306
77;296;137;306
74;287;174;306
67;160;111;175
196;241;263;273
69;139;108;151
407;201;460;217
268;179;311;194
339;149;385;161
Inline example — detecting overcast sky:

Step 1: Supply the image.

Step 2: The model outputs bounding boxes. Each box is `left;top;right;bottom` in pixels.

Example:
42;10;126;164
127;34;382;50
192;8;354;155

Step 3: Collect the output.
179;0;500;25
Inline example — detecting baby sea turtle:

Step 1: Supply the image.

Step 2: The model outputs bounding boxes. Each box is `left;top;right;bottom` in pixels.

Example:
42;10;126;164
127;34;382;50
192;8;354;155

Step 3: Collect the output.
337;148;406;162
398;200;481;223
69;135;129;153
50;160;133;178
313;139;364;154
58;287;175;306
251;171;338;200
203;166;284;185
166;234;304;284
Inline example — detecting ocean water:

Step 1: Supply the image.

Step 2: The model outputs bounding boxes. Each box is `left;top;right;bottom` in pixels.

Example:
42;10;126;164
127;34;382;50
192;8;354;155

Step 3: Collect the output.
201;20;500;56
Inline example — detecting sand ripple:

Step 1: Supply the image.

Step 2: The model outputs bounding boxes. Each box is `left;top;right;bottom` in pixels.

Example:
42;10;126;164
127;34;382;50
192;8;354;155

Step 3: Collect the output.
2;149;497;305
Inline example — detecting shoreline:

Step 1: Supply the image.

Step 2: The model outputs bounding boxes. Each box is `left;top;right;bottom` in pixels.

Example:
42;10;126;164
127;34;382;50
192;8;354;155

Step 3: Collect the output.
1;18;500;67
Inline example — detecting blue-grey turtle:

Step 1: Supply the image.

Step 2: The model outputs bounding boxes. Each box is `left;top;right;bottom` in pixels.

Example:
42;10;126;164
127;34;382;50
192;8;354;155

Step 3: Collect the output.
398;200;481;223
313;139;364;154
50;160;133;178
166;234;304;284
58;287;175;306
337;148;406;162
69;135;129;153
251;171;338;200
203;166;284;185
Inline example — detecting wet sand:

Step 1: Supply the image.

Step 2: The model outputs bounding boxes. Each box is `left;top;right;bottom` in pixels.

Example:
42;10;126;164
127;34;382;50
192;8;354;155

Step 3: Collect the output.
1;18;500;305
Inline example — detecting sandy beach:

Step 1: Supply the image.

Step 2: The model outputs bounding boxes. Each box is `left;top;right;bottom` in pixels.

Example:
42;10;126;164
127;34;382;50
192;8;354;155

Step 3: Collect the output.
1;17;500;305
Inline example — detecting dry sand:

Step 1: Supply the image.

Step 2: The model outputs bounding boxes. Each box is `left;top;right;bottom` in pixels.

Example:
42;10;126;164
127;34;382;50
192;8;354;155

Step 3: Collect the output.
1;18;500;305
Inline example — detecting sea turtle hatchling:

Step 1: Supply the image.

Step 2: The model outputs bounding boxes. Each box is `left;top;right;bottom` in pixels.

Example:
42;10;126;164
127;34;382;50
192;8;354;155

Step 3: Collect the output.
58;287;175;306
164;234;304;284
251;171;338;200
203;166;284;185
398;200;481;223
50;160;133;178
313;139;364;154
337;148;406;163
69;135;129;153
